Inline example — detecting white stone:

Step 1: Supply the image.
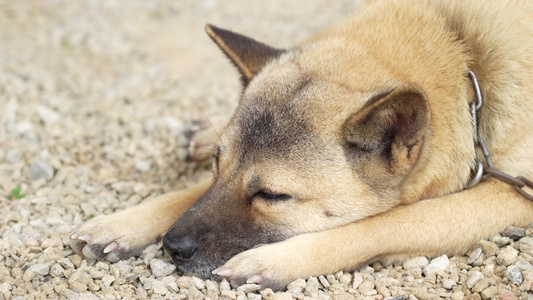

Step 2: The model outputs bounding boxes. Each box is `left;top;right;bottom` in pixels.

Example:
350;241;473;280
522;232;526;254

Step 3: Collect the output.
403;256;429;270
37;105;61;124
466;271;483;289
149;259;176;277
423;255;450;276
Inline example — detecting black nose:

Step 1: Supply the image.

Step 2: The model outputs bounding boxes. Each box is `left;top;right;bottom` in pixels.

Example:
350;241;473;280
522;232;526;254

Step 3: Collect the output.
163;234;198;260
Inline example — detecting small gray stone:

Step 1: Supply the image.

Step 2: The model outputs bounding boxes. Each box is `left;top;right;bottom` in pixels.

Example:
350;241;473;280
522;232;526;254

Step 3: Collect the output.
506;265;523;284
385;296;407;300
501;226;526;240
149;259;176;277
466;247;482;265
515;259;533;271
423;255;450;276
28;158;54;181
27;264;49;276
50;263;65;278
490;235;512;246
23;264;49;281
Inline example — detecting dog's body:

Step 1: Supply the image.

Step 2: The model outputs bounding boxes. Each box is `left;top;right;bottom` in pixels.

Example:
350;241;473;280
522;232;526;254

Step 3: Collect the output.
70;0;533;290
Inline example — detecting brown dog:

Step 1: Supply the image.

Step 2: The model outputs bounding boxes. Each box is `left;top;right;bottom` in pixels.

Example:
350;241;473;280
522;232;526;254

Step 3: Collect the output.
70;0;533;290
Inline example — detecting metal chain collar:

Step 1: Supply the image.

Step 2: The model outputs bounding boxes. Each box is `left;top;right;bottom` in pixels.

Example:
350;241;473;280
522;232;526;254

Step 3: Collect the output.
465;70;533;201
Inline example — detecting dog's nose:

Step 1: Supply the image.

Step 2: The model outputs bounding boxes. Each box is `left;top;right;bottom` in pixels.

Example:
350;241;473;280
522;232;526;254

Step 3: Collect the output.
163;234;198;260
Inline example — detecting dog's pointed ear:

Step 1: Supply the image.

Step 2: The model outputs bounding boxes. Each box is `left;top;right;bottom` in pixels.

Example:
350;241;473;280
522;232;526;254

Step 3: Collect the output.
205;24;285;86
342;84;430;176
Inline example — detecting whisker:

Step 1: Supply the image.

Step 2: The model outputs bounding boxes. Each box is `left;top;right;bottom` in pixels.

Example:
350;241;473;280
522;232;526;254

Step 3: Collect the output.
193;104;222;143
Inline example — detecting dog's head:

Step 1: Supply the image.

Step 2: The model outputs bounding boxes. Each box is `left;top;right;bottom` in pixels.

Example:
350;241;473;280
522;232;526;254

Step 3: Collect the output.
163;25;431;278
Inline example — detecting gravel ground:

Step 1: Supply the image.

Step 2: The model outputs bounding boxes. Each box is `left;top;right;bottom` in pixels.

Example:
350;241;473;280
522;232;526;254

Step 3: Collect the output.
1;1;532;299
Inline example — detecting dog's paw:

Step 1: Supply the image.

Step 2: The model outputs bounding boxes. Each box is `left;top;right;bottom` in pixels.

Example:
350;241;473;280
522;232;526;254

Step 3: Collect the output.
70;211;159;262
212;243;296;291
178;115;230;167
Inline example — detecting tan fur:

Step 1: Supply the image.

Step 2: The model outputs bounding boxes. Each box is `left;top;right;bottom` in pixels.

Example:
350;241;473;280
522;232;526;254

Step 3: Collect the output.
71;0;533;290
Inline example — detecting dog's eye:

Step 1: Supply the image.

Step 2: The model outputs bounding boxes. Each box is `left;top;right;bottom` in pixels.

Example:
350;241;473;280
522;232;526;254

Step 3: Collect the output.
253;191;291;202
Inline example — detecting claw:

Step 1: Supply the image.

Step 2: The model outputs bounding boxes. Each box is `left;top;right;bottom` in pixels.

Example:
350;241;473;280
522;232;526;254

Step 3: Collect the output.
82;244;98;259
246;275;264;284
79;234;91;242
70;231;81;239
212;268;233;277
103;242;118;254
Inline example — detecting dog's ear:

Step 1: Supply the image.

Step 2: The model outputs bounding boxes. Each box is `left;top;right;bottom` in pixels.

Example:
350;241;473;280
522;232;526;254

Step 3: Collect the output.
342;84;430;176
205;24;285;86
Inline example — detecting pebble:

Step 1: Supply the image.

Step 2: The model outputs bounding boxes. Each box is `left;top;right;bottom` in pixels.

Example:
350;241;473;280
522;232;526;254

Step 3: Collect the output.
101;275;115;287
135;160;152;172
3;1;533;299
466;271;484;289
22;264;49;281
403;257;429;270
517;237;533;256
410;287;428;300
501;226;526;240
50;263;65;278
37;105;61;124
423;255;450;276
466;247;482;265
480;286;498;299
28;158;54;181
477;240;499;257
318;275;330;288
237;284;260;293
287;278;306;290
353;273;364;289
506;265;523;284
441;278;456;290
496;246;518;266
149;259;176;277
471;278;489;293
305;276;320;295
358;280;375;294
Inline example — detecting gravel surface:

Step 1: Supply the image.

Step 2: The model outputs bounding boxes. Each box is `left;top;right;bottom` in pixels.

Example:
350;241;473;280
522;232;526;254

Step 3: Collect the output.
1;1;532;299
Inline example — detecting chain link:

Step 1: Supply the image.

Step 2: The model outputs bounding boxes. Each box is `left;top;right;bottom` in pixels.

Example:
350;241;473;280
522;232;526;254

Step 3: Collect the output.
465;70;533;201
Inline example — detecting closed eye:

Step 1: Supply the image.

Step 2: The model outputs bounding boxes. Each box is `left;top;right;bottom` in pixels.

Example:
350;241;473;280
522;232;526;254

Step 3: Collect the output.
252;191;291;202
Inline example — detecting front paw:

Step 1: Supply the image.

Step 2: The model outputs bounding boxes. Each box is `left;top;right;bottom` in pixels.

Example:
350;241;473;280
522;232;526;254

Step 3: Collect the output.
69;211;159;262
212;244;296;291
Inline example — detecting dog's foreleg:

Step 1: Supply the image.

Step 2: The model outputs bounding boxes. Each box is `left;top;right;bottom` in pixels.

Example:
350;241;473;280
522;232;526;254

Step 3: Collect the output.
70;180;211;262
217;180;533;289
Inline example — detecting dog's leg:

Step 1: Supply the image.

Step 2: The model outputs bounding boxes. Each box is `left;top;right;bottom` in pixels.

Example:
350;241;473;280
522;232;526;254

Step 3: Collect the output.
216;180;533;289
70;180;211;262
180;114;231;167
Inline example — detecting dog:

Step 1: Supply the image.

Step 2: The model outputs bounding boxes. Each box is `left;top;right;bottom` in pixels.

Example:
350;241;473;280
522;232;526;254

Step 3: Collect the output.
70;0;533;290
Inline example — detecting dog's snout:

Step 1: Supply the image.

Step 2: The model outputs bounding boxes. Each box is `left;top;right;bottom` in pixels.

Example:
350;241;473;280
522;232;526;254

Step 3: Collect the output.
163;234;198;260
